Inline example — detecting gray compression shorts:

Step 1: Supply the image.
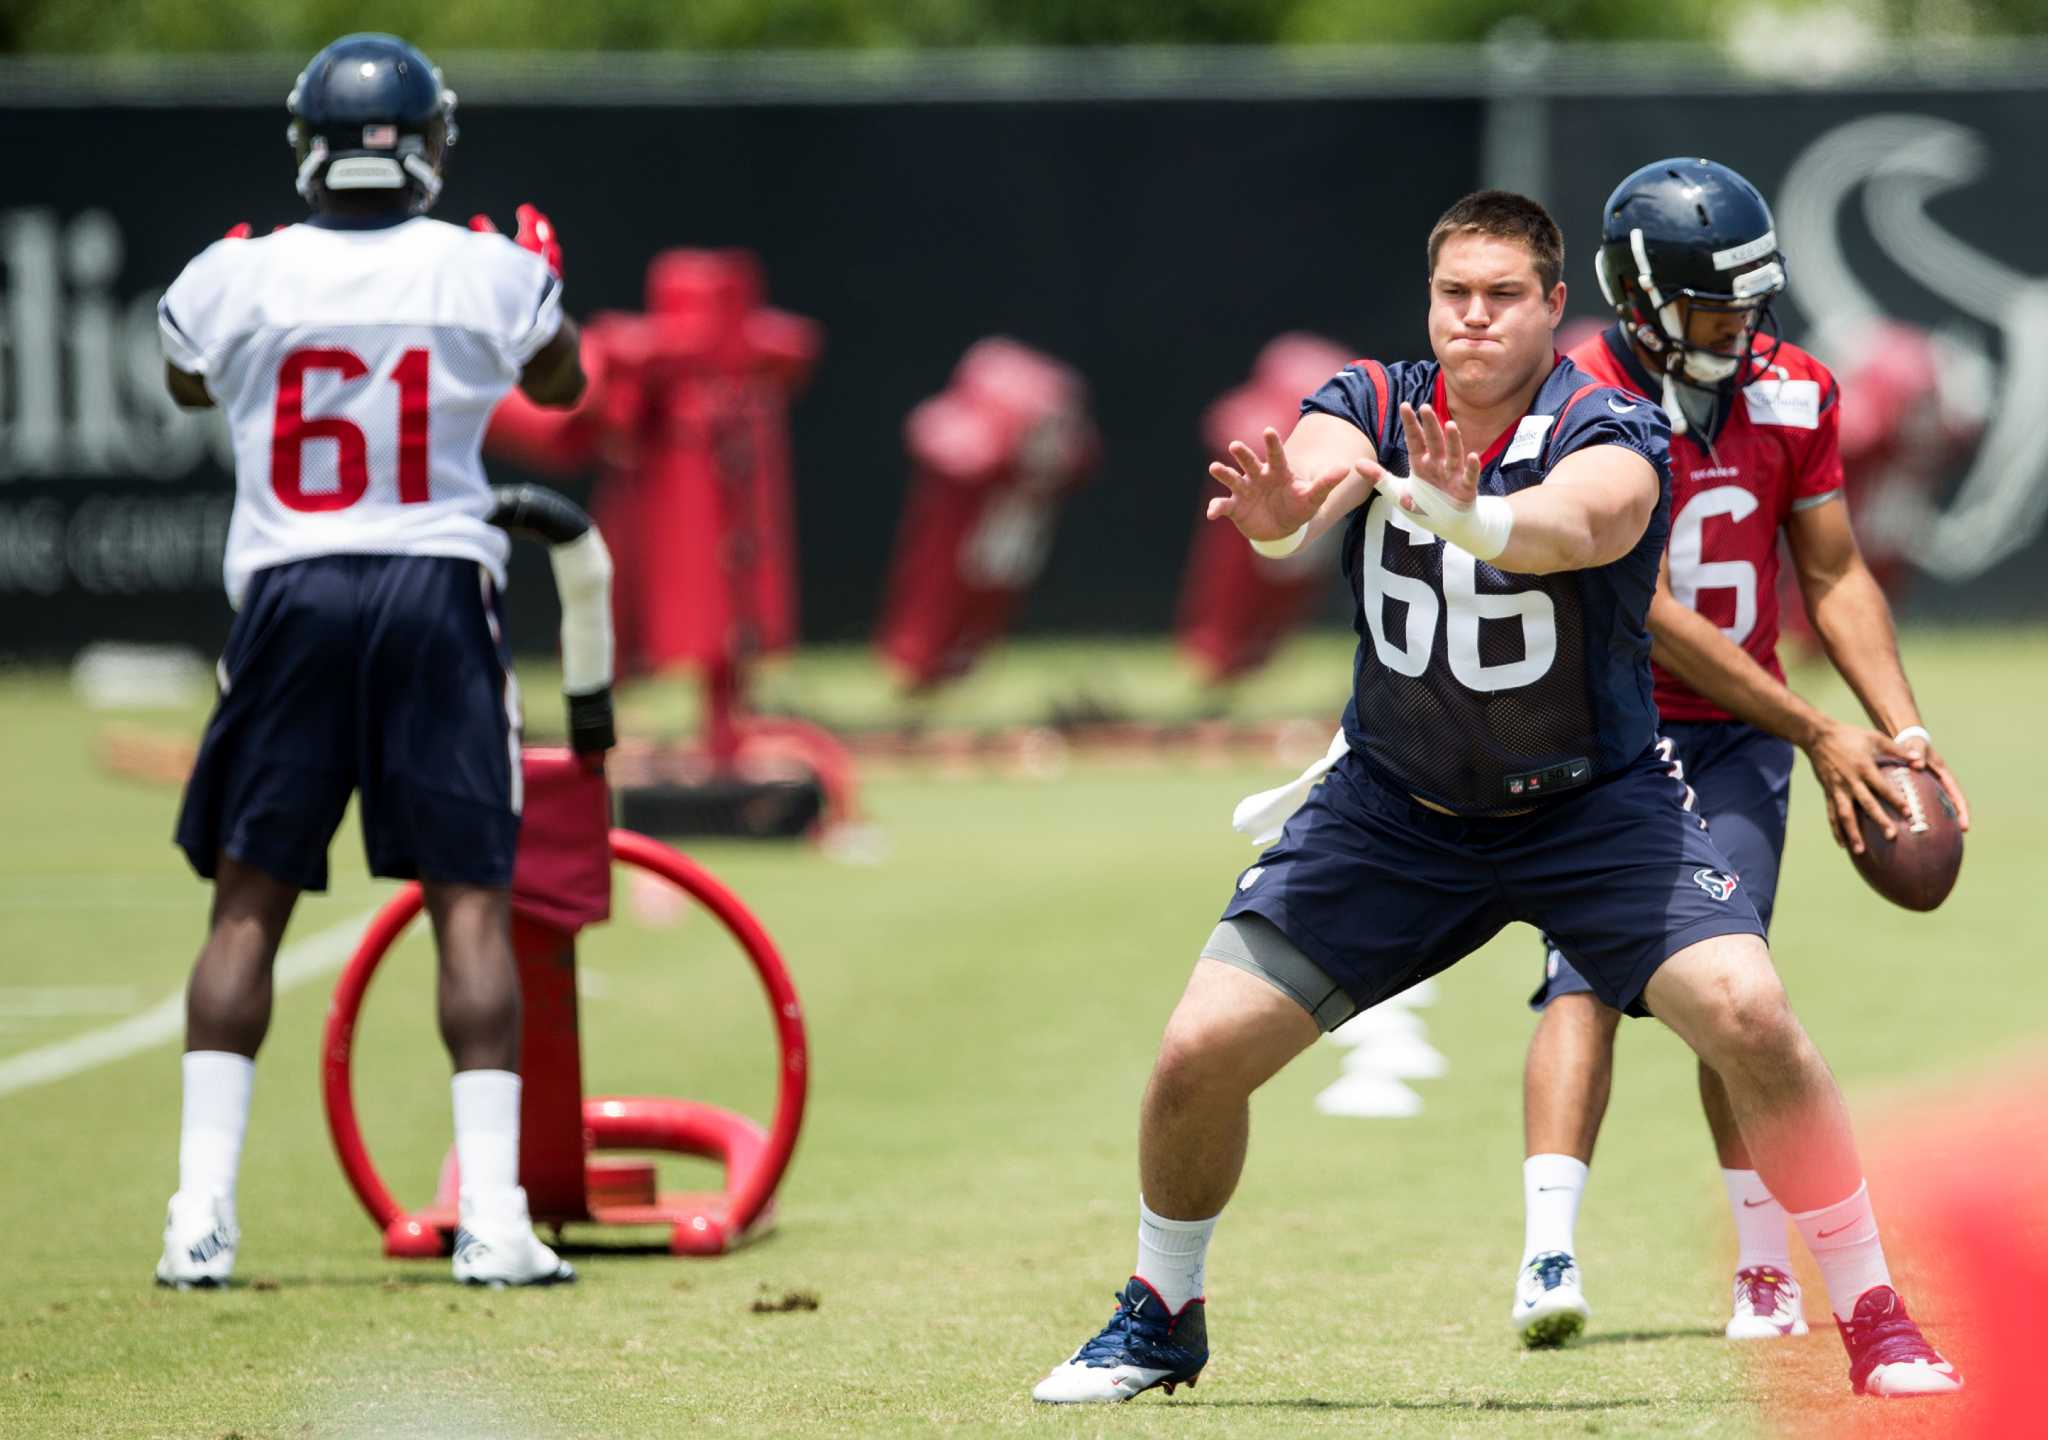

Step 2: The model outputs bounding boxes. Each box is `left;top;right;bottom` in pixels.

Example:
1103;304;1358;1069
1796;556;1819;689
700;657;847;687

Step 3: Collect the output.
1200;914;1359;1033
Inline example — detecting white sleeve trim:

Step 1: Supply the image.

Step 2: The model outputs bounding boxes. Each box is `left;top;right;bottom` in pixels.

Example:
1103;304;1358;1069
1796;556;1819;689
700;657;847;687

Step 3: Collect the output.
157;295;209;375
1791;488;1843;513
507;271;565;368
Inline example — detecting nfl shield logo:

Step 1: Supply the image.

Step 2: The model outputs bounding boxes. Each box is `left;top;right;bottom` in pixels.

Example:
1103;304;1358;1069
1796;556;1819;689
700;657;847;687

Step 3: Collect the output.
1692;868;1739;902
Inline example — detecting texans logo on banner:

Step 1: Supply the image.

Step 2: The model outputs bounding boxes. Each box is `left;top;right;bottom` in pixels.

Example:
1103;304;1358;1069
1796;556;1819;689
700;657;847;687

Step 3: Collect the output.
1777;113;2048;585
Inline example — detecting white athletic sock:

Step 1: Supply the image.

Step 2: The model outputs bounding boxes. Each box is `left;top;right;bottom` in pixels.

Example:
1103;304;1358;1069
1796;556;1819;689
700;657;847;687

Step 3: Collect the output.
451;1069;523;1207
1522;1153;1589;1266
178;1050;254;1220
1135;1196;1216;1314
1790;1181;1892;1321
1722;1168;1793;1272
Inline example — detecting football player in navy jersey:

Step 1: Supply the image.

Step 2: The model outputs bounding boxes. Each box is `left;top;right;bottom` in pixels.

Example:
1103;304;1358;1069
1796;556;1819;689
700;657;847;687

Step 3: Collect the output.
1031;191;1957;1404
1509;160;1969;1362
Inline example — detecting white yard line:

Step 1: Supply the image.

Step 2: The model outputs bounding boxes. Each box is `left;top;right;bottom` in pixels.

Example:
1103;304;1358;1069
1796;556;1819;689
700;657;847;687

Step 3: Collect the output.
0;986;141;1017
0;907;376;1100
0;897;201;910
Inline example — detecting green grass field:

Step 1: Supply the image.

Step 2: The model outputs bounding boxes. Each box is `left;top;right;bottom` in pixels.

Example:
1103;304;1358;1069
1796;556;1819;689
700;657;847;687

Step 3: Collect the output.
2;630;2042;1438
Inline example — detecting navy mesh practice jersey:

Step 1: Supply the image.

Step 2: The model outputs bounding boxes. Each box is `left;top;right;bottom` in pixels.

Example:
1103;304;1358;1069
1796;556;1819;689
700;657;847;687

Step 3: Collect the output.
1304;356;1673;814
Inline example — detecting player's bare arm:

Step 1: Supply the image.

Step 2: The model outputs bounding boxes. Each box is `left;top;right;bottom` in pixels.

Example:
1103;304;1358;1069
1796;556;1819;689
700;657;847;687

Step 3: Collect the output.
1353;400;1657;575
1205;412;1370;544
1514;444;1661;571
520;314;586;407
1789;494;1970;829
164;362;212;410
1646;549;1908;853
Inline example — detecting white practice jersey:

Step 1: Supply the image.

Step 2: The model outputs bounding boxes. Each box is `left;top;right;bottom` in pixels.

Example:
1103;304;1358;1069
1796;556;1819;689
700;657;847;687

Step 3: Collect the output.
158;216;563;606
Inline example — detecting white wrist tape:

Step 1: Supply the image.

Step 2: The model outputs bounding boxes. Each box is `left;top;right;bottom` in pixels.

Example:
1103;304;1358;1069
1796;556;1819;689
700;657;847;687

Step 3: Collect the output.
548;527;615;696
1248;523;1309;558
1893;725;1932;747
1374;474;1513;562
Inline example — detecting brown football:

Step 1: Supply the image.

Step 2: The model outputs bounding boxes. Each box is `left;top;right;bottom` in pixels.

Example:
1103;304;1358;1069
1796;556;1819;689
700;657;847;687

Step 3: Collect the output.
1850;759;1964;911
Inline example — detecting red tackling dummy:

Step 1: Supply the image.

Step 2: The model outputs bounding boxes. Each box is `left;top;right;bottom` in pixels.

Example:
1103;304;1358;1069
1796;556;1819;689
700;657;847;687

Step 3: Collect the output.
509;748;612;935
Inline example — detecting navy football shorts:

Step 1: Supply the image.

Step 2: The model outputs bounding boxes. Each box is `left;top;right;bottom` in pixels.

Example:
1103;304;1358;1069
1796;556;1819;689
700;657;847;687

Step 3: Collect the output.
1219;740;1765;1020
1531;720;1793;1010
176;554;523;892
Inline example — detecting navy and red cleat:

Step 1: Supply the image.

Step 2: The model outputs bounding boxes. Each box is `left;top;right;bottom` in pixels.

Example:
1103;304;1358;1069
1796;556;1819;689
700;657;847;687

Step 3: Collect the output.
1837;1285;1963;1398
1032;1276;1208;1403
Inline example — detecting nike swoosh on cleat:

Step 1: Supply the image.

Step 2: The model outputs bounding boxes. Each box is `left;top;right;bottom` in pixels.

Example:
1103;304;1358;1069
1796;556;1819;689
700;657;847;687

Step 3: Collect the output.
1742;1198;1773;1208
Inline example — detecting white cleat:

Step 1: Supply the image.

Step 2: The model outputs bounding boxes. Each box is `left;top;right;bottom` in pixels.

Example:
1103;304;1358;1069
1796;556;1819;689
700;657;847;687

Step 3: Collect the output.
1863;1357;1965;1397
1032;1360;1185;1404
1725;1265;1809;1339
1031;1279;1207;1404
155;1191;238;1290
1513;1251;1589;1348
451;1187;574;1288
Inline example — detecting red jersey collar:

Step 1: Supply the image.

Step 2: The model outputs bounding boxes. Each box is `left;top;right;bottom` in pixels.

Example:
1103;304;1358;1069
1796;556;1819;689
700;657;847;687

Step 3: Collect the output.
1431;353;1562;471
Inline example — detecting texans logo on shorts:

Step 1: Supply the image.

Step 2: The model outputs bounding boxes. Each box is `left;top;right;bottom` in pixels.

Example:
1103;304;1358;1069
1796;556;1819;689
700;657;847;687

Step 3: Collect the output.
1692;868;1740;902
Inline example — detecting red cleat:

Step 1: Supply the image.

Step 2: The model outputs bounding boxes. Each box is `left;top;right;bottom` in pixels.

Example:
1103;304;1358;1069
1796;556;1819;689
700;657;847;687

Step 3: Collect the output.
1838;1286;1962;1398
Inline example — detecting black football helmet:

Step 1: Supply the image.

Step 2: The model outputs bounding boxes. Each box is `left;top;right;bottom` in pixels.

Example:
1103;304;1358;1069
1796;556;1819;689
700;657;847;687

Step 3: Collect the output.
1594;158;1785;393
286;33;456;213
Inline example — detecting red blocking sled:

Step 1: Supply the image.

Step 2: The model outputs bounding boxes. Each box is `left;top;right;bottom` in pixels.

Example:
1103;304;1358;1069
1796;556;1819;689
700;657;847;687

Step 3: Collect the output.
321;748;808;1257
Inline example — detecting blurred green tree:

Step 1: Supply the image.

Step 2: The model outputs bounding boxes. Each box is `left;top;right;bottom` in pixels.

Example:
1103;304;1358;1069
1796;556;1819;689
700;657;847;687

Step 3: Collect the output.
5;0;2043;53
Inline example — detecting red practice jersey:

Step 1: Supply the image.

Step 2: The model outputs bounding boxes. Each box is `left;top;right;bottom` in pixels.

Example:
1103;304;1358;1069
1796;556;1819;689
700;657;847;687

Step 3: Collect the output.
1565;326;1844;724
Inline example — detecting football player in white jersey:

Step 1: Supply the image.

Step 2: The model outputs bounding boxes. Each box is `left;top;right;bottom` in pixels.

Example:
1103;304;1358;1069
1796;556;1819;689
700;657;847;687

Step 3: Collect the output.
154;33;587;1289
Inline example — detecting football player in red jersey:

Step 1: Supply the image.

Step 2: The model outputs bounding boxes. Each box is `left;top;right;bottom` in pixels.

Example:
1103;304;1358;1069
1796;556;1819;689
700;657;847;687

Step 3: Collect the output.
1511;159;1970;1366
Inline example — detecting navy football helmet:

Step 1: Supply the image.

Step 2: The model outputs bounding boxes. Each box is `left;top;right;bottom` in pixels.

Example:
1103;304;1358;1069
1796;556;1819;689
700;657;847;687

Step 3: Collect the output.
286;33;457;213
1594;158;1785;392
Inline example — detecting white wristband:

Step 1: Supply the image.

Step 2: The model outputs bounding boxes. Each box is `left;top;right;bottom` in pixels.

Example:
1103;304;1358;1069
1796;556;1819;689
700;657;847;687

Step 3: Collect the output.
1893;725;1931;747
1375;475;1514;562
1248;523;1309;558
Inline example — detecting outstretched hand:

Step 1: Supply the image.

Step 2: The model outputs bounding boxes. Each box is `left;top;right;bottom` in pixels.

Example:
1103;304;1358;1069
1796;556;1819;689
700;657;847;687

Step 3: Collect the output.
469;203;564;279
1374;402;1481;513
1206;427;1347;542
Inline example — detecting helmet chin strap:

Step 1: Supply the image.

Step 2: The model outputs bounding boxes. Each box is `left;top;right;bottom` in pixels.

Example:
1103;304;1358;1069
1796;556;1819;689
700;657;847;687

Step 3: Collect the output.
401;152;443;211
294;137;329;202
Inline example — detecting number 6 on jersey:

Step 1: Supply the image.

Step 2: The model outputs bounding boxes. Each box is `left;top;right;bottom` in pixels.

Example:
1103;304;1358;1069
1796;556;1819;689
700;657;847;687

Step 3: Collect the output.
1361;496;1557;693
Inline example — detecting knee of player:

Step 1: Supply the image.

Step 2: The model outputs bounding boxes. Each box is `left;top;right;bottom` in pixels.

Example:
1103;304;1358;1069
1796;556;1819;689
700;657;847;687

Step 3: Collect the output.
1698;968;1798;1059
1152;1018;1253;1105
